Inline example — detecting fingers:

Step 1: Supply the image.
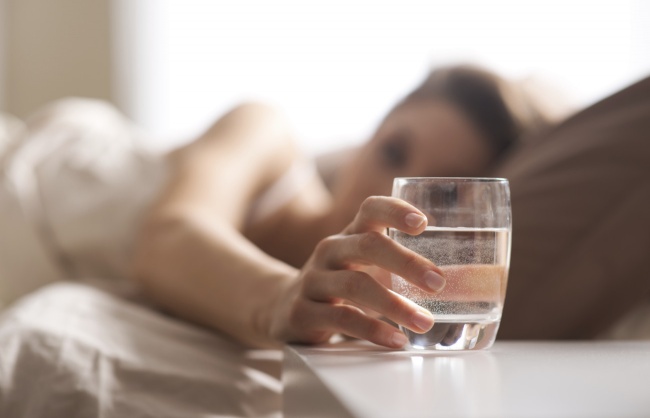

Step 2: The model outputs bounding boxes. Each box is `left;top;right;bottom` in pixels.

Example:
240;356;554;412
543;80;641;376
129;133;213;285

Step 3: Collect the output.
281;195;446;349
337;195;445;292
304;270;435;334
298;301;410;348
315;232;445;293
345;196;428;235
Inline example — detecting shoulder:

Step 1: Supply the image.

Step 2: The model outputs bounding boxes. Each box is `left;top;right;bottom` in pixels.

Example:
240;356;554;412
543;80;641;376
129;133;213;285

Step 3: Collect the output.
182;102;294;153
169;101;301;187
314;146;359;192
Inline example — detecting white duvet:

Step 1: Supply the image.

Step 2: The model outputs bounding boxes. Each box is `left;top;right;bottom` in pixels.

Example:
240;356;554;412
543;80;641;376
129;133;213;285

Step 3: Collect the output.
0;283;282;418
0;100;282;417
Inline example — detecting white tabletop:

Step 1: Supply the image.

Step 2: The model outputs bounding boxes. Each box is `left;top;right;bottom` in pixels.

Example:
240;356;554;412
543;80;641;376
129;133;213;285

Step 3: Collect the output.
283;340;650;418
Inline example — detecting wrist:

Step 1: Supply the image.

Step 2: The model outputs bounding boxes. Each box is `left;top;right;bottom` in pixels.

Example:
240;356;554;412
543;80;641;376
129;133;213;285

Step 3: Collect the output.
251;266;298;348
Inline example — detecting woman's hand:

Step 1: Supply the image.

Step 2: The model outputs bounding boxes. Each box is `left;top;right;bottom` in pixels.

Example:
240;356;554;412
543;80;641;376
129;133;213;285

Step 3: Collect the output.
268;196;446;348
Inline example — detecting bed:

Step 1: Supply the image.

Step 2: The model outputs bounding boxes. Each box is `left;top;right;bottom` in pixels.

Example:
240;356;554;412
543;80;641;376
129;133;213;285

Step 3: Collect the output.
0;75;649;416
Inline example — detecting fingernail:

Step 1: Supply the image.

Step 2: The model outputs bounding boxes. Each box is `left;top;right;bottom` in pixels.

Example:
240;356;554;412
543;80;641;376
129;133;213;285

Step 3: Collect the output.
391;331;409;348
404;213;426;228
424;271;445;292
412;309;434;331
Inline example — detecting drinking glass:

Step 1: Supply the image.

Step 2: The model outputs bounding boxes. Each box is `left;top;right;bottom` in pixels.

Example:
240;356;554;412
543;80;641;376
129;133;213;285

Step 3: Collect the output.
390;177;511;350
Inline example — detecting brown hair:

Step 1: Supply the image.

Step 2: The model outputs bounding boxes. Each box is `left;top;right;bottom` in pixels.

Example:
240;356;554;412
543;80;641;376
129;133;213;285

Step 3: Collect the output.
397;65;558;156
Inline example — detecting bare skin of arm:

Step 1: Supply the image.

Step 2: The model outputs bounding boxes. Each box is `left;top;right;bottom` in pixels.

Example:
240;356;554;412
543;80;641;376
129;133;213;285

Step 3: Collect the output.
131;103;308;347
131;103;443;348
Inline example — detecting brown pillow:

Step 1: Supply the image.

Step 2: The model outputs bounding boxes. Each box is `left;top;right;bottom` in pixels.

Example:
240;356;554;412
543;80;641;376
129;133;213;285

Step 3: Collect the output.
493;76;650;339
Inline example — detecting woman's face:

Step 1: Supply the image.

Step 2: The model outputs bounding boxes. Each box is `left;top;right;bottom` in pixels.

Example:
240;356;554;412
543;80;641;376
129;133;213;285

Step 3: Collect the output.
331;99;495;224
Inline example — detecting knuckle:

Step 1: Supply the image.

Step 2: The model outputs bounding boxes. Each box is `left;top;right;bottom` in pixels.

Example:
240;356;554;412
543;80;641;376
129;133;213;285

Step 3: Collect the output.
341;272;366;297
359;196;381;213
386;203;405;221
364;320;385;340
313;235;339;258
357;231;385;254
383;293;404;316
402;251;423;274
333;305;356;328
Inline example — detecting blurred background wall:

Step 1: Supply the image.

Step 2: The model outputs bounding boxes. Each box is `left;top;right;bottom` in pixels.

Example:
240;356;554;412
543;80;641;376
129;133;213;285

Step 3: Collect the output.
1;0;649;154
1;0;112;117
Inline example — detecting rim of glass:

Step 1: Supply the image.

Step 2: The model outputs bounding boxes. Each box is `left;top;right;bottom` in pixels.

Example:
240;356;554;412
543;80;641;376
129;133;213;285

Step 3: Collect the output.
394;177;508;183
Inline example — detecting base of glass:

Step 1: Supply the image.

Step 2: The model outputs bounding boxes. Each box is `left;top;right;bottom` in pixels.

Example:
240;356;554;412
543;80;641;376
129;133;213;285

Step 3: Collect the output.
402;320;500;351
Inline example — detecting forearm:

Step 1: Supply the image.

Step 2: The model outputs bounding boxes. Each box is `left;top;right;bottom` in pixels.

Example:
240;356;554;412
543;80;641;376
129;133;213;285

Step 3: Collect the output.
132;208;297;348
130;102;301;347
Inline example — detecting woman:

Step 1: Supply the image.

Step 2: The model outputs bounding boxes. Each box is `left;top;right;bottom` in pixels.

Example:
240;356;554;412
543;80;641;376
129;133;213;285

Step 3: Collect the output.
130;65;558;349
0;65;558;348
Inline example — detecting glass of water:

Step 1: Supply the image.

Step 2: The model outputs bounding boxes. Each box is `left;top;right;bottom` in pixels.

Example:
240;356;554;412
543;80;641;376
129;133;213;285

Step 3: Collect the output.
390;177;511;350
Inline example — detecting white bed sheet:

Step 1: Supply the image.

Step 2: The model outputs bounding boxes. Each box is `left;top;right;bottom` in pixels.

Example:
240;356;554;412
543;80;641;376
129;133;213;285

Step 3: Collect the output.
0;283;282;418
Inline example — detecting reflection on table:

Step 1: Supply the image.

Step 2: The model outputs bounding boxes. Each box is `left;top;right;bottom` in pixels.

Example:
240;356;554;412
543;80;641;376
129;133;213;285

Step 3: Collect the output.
284;340;650;418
